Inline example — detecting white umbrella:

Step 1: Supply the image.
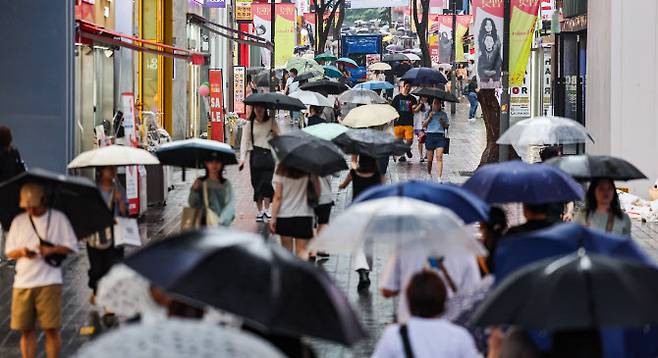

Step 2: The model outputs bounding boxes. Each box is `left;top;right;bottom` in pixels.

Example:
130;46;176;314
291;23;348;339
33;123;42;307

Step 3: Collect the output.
310;197;486;256
496;116;594;146
68;145;160;169
338;88;387;105
368;62;392;71
74;319;285;358
342;104;399;128
404;53;421;61
288;90;334;107
96;264;165;321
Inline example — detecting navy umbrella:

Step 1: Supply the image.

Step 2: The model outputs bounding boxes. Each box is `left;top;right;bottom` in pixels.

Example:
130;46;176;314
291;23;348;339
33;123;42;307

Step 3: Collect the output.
544;155;647;181
462;160;584;204
124;228;367;345
353;180;490;224
400;68;448;86
412;87;459;103
494;222;653;281
155;138;238;168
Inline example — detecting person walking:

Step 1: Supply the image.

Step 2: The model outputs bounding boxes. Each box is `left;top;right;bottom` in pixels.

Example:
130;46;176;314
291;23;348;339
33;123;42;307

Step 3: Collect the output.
339;155;385;291
5;183;78;358
574;178;631;236
413;97;430;163
240;105;280;222
306;105;326;127
189;158;236;227
465;77;479;123
391;80;419;162
373;271;479;358
456;63;468;98
0;126;26;182
269;164;319;259
422;99;449;181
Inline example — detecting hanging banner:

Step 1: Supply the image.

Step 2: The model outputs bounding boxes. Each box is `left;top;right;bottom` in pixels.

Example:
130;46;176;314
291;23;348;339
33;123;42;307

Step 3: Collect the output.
252;3;296;68
209;69;225;142
472;0;504;89
348;0;408;9
205;0;226;8
455;15;472;62
511;60;530;117
509;0;541;86
302;13;316;47
120;92;139;216
233;66;246;114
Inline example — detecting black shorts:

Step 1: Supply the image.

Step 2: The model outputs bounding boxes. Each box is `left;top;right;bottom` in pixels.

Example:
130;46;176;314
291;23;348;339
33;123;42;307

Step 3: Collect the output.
275;217;314;239
314;203;333;225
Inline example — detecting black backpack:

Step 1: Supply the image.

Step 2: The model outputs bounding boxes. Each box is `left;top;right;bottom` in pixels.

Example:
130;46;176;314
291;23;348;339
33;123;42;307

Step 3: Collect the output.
0;148;26;182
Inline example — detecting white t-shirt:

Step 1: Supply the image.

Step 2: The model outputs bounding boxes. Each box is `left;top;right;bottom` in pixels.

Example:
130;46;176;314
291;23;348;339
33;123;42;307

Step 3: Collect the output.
272;174;314;218
372;317;479;358
5;210;79;288
379;241;481;323
319;175;334;205
413;105;430;130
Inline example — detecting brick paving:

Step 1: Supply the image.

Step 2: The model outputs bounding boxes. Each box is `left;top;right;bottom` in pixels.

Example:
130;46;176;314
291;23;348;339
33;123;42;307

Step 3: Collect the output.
1;101;658;357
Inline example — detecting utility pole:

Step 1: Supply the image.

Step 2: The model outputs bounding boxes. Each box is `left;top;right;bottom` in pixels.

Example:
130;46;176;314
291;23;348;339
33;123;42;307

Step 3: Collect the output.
499;0;511;162
449;0;457;115
270;0;276;92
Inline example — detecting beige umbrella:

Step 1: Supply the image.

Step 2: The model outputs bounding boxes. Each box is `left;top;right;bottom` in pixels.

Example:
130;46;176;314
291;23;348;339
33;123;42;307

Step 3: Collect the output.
368;62;392;71
68;145;160;169
342;104;399;128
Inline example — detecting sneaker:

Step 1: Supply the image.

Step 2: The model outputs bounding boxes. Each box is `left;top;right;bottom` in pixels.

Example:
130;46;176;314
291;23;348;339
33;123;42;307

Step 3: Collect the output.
256;212;265;222
357;269;371;292
406;150;413;159
264;210;272;219
420;157;426;163
398;156;407;162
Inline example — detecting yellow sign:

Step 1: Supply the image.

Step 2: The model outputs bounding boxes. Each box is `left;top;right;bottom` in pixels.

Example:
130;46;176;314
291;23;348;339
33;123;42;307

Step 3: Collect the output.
236;1;253;21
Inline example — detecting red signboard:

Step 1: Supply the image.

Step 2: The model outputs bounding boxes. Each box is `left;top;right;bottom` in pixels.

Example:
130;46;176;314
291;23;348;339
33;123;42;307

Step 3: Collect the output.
209;69;225;142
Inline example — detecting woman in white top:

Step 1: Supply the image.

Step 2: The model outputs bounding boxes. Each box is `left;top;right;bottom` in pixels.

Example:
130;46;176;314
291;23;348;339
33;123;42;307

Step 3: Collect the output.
373;271;479;358
269;164;320;259
239;105;280;222
413;96;430;163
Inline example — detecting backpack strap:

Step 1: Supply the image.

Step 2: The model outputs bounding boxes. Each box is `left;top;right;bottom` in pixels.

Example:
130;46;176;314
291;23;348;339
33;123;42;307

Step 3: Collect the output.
28;209;52;246
202;180;210;209
399;324;415;358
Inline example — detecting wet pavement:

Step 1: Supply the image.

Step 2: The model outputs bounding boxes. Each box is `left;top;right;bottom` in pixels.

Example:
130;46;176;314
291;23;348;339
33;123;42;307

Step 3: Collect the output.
2;102;658;357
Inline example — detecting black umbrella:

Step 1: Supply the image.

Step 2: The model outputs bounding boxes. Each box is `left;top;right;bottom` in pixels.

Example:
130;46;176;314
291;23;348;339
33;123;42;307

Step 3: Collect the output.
269;132;347;176
0;168;114;239
243;93;306;112
293;70;324;83
544;155;647;181
412;87;459;103
333;129;410;157
470;252;658;330
382;53;408;62
155;138;238;168
300;80;350;95
124;229;367;345
401;68;448;86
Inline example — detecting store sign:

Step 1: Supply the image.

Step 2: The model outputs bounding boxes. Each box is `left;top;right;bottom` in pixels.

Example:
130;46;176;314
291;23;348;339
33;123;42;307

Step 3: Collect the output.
205;0;225;8
209;69;225;141
236;1;253;21
234;67;246;114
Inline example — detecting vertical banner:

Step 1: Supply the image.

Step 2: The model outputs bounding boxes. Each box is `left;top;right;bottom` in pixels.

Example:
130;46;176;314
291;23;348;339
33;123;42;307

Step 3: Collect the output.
252;4;272;67
205;0;226;8
252;3;296;68
121;92;139;216
209;69;225;142
302;13;316;47
509;0;541;85
472;0;504;89
511;60;530;117
455;15;472;62
233;66;246;114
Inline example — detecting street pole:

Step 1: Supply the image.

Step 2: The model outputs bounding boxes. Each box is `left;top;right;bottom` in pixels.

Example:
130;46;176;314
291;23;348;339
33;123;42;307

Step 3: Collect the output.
499;0;511;162
449;0;457;115
270;0;276;92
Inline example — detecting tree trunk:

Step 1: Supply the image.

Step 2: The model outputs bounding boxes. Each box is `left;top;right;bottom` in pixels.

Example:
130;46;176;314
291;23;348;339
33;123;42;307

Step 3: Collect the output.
477;89;500;167
318;0;343;54
412;0;432;67
332;1;345;42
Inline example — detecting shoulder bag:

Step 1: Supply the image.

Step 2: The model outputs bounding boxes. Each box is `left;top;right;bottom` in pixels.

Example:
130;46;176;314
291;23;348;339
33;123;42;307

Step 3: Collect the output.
399;324;415;358
88;187;116;250
443;127;451;155
180;181;220;231
29;210;67;267
250;119;275;170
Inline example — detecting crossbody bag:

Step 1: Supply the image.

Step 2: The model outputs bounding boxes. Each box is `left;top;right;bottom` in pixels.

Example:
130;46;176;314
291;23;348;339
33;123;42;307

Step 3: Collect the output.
250;119;275;170
29;210;67;267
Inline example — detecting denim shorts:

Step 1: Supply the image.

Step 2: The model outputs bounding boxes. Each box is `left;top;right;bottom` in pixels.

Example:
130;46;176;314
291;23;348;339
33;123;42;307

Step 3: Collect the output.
425;132;446;151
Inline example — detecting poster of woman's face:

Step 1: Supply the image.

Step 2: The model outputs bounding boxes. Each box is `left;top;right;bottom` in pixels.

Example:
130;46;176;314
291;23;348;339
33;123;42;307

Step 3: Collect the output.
476;17;503;88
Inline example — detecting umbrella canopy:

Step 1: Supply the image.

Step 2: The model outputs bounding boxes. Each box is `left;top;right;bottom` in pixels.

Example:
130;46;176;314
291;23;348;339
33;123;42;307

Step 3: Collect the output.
323;65;343;78
299;80;349;95
96;264;164;320
462;160;584;204
68;145;160;169
155;138;238;168
311;197;486;256
497;116;594;146
386;44;404;52
404;53;421;61
368;62;392;71
494;222;653;281
412;87;459;103
544;155;647;181
333;128;409;157
382;53;407;62
400;68;448;86
285;57;323;75
302;123;349;141
336;57;358;68
315;52;337;62
243;93;306;112
353;180;490;224
288;90;334;107
124;228;366;345
0;168;114;238
471;252;658;330
338;88;387;105
354;81;395;91
342;104;399;128
293;70;324;83
269;132;347;176
75;319;286;358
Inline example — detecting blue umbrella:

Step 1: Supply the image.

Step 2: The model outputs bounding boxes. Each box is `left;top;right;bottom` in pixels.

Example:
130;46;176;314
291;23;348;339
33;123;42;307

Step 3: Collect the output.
323;65;343;78
462;160;584;204
354;81;395;91
353;180;490;224
336;57;358;68
400;68;448;86
495;222;654;281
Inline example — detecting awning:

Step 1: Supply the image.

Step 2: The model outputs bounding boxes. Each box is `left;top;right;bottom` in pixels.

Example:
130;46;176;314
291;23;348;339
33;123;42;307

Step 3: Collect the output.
186;13;273;52
76;20;206;65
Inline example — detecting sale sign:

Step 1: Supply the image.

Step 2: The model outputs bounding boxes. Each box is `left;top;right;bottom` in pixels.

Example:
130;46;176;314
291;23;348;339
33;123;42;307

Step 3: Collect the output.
209;69;225;141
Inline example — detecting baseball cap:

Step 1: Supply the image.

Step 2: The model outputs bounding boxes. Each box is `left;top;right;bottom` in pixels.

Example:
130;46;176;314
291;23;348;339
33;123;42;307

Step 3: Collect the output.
19;183;45;209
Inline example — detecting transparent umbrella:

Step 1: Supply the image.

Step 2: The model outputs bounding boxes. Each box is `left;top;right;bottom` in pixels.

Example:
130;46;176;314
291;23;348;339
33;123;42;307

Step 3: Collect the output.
96;264;165;321
497;116;594;146
338;89;387;105
288;90;334;107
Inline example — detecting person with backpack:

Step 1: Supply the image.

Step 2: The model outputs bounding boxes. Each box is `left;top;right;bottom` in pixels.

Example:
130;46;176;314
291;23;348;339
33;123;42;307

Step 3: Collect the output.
0;126;26;182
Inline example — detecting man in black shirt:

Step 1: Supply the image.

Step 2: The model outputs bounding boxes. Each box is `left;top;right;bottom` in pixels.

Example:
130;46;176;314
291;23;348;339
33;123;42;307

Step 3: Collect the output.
505;203;554;236
306;105;326;127
391;80;418;162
